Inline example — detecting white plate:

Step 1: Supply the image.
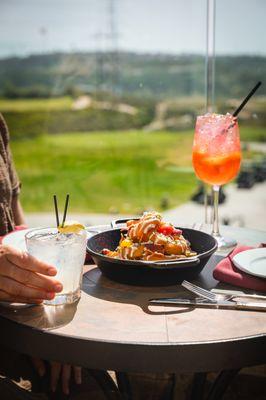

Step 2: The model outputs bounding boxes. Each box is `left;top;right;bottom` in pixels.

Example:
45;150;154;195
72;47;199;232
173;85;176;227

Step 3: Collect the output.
2;227;101;252
2;228;30;252
233;248;266;279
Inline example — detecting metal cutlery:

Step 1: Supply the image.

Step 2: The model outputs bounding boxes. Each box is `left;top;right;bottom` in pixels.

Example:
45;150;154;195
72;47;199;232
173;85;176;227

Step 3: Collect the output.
149;297;266;311
149;280;266;311
211;288;266;301
181;280;266;303
181;280;221;302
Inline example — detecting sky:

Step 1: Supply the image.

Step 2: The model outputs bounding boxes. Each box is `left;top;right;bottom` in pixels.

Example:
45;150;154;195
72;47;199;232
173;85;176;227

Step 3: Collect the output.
0;0;265;58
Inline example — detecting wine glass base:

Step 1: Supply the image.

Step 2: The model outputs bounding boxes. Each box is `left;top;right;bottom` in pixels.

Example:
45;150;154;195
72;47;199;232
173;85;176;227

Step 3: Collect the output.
213;234;237;250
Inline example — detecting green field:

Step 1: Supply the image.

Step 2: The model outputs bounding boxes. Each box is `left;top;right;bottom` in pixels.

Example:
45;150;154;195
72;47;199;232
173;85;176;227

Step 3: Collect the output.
11;130;197;213
0;97;72;112
10;126;265;213
4;95;264;213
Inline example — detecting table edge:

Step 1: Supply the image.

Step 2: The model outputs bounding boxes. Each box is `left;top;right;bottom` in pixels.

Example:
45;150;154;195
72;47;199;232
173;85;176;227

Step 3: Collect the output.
1;314;266;373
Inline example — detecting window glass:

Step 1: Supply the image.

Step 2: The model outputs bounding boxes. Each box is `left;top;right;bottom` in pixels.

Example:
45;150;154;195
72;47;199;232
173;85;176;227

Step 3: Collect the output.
1;0;206;216
215;0;266;137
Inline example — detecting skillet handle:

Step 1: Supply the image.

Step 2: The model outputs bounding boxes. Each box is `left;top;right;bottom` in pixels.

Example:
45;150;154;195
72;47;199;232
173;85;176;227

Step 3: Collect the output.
111;217;139;229
148;257;200;267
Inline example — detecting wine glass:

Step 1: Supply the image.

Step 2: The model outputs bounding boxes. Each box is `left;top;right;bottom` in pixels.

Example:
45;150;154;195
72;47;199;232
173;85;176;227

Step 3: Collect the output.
192;113;242;249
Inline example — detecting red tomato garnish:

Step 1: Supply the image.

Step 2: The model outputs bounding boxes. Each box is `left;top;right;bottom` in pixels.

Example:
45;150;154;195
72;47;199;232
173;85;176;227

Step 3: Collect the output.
157;225;182;236
157;224;174;235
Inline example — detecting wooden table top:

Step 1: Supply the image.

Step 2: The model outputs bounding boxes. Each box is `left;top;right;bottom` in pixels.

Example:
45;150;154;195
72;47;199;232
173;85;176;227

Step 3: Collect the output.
1;225;266;373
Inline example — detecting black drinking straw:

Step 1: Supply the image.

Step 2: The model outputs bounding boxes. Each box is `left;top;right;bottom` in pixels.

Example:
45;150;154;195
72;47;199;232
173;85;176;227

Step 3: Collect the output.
233;81;262;117
53;195;59;227
61;194;70;227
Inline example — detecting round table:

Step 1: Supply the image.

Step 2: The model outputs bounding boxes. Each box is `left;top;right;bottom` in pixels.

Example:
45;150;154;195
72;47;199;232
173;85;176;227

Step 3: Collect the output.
1;225;266;399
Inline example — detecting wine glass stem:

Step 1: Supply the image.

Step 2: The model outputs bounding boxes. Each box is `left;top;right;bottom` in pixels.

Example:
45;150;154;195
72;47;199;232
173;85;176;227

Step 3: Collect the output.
212;185;220;237
204;184;208;224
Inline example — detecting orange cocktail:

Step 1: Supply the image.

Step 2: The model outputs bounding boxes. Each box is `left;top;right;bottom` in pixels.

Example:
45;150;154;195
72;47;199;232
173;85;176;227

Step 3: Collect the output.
193;113;241;186
193;151;241;186
192;113;242;249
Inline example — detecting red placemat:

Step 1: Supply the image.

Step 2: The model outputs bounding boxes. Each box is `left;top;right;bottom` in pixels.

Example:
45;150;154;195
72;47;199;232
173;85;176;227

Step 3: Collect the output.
213;244;266;293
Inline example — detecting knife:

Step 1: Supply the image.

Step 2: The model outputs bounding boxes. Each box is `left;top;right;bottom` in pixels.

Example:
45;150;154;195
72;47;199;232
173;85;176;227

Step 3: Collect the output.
211;289;266;301
149;297;266;311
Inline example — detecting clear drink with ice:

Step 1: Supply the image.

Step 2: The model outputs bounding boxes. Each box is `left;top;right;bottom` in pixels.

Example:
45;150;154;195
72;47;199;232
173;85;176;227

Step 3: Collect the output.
26;227;87;305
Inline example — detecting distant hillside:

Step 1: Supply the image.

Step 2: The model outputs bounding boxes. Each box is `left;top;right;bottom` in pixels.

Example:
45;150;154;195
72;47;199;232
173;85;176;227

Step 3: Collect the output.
0;52;265;99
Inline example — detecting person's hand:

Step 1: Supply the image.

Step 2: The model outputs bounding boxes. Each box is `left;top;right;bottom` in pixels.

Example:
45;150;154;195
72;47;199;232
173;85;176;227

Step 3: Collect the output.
32;358;82;395
0;244;63;303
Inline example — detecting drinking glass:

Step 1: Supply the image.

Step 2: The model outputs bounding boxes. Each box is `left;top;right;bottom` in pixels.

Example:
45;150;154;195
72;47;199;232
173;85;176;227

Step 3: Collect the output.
26;227;87;305
192;113;242;249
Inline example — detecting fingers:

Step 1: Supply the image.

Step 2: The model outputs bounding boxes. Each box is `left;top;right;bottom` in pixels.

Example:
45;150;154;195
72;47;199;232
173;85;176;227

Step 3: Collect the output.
3;259;63;293
62;364;71;395
50;361;61;393
31;357;46;377
74;366;82;385
4;246;57;276
0;245;63;303
0;290;43;304
46;362;82;395
0;276;55;301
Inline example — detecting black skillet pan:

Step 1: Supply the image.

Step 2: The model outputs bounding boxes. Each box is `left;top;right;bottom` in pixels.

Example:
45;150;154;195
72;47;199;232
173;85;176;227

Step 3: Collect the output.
87;219;218;286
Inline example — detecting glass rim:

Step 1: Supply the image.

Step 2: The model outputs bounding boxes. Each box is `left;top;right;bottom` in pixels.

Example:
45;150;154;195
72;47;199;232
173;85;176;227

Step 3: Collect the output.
25;227;59;241
25;226;87;241
25;227;85;244
196;112;237;121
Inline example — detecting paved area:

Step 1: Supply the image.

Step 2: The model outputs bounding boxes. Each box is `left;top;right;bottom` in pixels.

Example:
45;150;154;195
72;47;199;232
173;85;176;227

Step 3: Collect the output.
24;212;130;229
163;182;266;231
25;182;266;231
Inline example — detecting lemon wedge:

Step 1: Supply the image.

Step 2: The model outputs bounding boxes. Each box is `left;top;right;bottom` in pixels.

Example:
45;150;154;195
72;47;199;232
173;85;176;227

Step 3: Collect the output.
58;220;85;234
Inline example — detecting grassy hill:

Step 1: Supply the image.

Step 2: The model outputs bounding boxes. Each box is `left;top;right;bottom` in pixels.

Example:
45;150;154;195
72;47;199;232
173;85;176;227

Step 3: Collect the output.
2;96;265;141
0;52;265;99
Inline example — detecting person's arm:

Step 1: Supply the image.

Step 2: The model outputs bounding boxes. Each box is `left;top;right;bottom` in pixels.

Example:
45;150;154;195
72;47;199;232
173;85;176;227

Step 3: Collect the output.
11;196;26;226
1;113;24;226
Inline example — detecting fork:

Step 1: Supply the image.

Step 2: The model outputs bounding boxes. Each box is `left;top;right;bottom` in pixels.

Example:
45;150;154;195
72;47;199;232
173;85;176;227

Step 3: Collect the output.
182;280;266;302
182;280;218;302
